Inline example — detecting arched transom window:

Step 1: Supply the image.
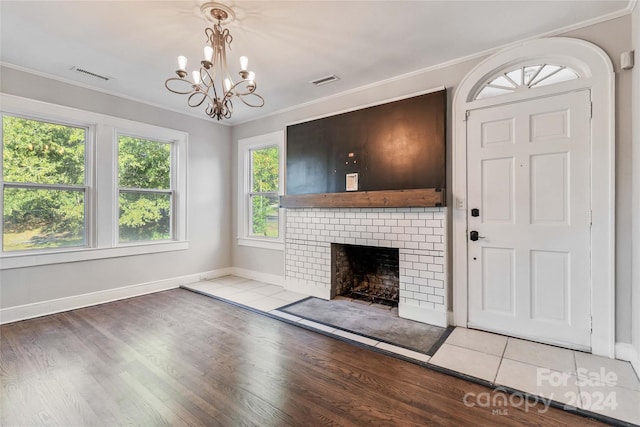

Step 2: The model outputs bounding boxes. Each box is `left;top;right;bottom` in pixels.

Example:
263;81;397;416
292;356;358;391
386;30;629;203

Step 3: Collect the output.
475;64;580;100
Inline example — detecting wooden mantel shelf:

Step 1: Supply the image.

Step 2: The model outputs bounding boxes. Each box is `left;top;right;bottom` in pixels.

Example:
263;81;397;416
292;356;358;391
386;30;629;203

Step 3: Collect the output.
279;188;444;209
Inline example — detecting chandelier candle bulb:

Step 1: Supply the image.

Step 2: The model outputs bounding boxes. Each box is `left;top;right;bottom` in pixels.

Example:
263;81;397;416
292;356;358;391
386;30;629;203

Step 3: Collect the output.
175;55;188;78
247;71;256;88
178;56;187;71
192;70;201;85
204;46;214;62
239;56;248;71
224;78;232;92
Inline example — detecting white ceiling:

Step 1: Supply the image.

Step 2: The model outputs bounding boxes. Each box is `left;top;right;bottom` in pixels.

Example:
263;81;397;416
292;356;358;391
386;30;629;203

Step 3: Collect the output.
0;1;632;125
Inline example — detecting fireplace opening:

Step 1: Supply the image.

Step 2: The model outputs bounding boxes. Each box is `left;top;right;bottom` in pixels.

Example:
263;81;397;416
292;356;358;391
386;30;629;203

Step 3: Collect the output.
331;243;399;307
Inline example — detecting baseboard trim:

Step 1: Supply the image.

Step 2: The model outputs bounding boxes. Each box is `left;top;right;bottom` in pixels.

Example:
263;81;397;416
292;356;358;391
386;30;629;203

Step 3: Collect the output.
0;267;233;325
231;267;285;287
615;342;640;378
399;303;448;327
198;267;235;281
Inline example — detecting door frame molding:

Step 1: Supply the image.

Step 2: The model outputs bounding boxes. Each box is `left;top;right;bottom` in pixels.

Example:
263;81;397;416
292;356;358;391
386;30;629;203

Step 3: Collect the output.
452;37;615;357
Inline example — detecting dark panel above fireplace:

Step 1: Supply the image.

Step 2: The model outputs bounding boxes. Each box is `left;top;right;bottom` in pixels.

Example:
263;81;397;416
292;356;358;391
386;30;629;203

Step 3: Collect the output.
286;89;446;196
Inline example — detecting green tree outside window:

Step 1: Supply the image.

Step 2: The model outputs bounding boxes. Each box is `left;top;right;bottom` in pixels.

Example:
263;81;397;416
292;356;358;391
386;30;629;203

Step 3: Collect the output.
2;115;86;251
250;146;279;237
118;136;172;242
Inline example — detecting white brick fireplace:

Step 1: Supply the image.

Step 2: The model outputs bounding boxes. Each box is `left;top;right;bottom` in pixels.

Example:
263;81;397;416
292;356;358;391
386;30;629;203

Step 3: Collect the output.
284;207;447;327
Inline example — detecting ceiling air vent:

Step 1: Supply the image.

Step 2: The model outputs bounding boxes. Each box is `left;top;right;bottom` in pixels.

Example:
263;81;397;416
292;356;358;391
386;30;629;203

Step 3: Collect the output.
310;74;339;86
71;66;110;81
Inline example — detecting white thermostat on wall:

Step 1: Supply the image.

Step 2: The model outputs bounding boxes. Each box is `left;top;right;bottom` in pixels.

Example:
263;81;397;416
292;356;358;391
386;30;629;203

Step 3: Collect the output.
346;173;358;191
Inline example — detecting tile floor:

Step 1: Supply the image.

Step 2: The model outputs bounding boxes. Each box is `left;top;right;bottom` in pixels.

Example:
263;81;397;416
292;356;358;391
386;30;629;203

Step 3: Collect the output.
184;275;640;425
184;275;308;312
430;327;640;424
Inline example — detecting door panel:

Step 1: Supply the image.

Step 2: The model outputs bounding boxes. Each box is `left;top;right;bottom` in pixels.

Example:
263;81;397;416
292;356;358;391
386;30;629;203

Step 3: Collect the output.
482;119;514;147
481;157;515;223
530;153;568;224
530;250;569;322
530;109;570;141
482;247;515;314
467;90;591;350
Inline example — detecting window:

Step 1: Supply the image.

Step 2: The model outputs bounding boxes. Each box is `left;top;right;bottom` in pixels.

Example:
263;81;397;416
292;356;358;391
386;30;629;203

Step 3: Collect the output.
249;146;279;238
118;136;172;243
2;114;89;252
238;131;284;250
1;94;188;269
475;64;580;100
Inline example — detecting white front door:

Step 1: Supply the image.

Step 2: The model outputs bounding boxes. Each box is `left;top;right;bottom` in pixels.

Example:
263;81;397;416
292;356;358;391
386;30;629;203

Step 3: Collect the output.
467;90;591;350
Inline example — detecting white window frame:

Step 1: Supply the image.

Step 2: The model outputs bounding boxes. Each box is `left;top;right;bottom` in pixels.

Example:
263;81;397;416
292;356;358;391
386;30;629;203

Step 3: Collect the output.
1;112;94;251
115;131;177;245
474;63;581;100
237;130;284;251
0;94;188;270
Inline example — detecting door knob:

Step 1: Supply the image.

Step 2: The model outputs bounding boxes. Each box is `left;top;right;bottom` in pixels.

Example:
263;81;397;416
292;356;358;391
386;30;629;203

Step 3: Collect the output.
470;231;485;241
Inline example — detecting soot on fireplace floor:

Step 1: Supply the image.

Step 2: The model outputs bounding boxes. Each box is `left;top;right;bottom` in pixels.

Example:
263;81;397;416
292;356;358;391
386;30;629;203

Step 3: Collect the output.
331;243;399;307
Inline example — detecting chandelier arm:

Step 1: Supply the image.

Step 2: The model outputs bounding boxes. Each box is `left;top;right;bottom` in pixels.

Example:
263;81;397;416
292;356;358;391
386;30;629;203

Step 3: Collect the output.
228;80;258;96
205;27;215;45
204;103;217;118
219;28;235;99
210;26;226;101
165;77;199;95
218;86;235;119
223;28;232;48
227;79;261;102
236;93;265;108
202;62;221;102
204;96;233;120
187;91;212;108
223;98;233;119
200;66;217;96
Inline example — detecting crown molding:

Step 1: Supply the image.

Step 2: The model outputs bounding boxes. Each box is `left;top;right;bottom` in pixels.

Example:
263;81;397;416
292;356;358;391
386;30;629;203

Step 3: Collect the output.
0;62;231;127
234;3;634;126
2;1;634;129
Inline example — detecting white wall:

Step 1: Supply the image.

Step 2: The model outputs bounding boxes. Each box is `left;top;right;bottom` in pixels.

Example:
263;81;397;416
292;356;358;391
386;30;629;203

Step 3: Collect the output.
563;14;634;346
0;66;232;312
231;15;636;344
631;2;640;372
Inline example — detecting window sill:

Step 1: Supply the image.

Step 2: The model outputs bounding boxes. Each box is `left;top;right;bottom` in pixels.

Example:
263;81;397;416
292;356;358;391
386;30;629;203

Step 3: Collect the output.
237;237;284;251
0;241;189;270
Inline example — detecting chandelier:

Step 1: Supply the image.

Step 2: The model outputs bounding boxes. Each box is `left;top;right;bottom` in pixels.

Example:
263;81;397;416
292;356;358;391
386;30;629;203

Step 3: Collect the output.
165;2;264;121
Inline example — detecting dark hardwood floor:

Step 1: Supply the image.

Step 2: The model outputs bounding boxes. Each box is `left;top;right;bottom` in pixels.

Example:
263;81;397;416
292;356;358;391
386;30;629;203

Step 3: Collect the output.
1;289;606;426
